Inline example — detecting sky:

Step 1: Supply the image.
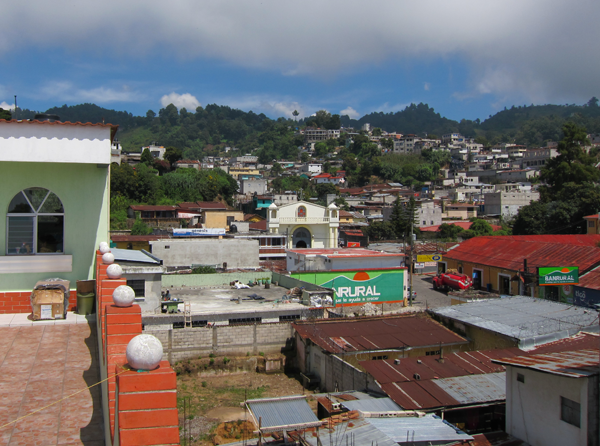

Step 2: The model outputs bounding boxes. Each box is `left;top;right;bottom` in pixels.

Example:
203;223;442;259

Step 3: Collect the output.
1;1;599;123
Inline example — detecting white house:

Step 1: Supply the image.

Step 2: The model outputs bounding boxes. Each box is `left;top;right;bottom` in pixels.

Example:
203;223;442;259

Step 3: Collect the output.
494;349;599;446
267;201;339;249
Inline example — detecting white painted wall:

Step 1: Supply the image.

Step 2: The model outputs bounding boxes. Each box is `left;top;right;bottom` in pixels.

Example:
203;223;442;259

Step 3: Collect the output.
0;122;113;164
505;366;591;446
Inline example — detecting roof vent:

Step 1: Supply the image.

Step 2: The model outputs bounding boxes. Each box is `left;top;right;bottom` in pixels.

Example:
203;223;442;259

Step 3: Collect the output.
413;373;421;380
34;114;60;122
394;359;400;365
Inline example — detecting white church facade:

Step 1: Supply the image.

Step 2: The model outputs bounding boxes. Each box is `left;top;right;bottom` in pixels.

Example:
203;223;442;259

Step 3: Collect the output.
266;201;339;249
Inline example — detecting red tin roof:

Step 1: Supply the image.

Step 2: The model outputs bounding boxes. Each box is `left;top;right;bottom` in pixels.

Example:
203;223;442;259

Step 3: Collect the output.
578;266;600;291
129;205;178;211
292;315;467;354
444;235;600;272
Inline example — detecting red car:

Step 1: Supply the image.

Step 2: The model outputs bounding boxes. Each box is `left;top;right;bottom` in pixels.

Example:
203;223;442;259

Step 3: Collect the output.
433;272;473;292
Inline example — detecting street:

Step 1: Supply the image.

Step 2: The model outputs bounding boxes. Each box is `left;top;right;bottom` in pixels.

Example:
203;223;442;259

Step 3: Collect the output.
405;273;453;311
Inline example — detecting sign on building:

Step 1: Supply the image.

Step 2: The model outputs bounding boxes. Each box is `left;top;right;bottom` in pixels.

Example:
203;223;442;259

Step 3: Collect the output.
172;228;226;237
538;266;579;286
290;269;406;307
417;254;443;262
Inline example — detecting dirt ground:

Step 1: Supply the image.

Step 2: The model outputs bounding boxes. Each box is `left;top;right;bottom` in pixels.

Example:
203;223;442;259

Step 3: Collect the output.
177;355;306;445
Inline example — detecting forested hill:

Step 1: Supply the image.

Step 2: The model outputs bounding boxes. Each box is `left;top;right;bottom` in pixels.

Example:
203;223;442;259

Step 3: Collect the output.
7;97;600;151
341;103;459;136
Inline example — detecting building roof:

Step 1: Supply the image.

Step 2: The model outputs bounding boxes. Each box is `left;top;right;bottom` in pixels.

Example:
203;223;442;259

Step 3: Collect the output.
584;214;599;219
110;235;170;242
420;221;502;232
434;372;506;405
129;205;177;211
0;119;119;142
443;234;600;272
367;414;473;444
493;349;600;378
340;397;401;413
246;396;320;432
174;159;200;164
292;315;467;354
110;248;161;264
195;201;228;210
528;332;600;354
578;265;600;291
340;229;365;237
431;297;600;348
249;219;267;231
287;248;403;258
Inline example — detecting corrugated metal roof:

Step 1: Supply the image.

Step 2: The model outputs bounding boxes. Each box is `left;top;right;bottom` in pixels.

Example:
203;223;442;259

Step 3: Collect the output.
431;297;599;344
110;248;161;264
493;349;600;378
578;265;600;291
433;372;506;405
246;396;320;431
443;234;600;272
110;235;170;242
529;332;600;354
367;414;473;444
299;418;397;446
293;315;467;354
129;205;177;211
340;397;401;413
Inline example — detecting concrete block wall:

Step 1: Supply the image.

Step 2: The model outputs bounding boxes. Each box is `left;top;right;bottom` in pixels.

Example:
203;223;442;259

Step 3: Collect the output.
321;354;381;395
95;250;179;446
145;322;295;363
162;271;273;288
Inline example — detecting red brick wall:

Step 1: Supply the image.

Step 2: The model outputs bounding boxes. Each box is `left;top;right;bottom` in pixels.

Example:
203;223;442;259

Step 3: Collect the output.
95;250;180;445
0;289;77;314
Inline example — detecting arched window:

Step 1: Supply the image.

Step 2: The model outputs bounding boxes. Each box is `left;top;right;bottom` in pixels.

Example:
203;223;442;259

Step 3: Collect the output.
7;188;64;255
297;206;306;218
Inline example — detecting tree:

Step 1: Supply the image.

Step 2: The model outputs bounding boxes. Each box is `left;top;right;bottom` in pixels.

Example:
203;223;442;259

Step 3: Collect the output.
365;221;396;241
163;146;183;166
468;219;494;236
270;162;284;176
131;217;153;235
292;110;299;121
0;108;11;120
372;127;382;136
390;196;417;240
300;152;310;163
140;148;154;165
438;223;463;240
539;122;599;200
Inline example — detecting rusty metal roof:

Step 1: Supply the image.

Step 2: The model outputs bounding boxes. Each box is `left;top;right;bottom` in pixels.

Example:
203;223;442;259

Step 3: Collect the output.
493;349;600;378
578;265;600;291
444;234;600;272
529;332;600;354
292;315;468;353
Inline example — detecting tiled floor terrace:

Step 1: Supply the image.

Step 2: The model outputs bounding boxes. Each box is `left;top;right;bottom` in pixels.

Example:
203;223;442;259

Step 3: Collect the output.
0;315;103;446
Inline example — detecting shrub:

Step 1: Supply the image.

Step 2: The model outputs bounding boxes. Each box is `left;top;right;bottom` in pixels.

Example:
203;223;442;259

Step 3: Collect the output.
201;381;207;387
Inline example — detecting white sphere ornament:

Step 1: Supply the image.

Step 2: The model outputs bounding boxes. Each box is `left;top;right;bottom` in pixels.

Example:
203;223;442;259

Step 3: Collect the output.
113;285;135;307
99;242;110;254
106;263;123;279
102;252;115;264
126;334;163;371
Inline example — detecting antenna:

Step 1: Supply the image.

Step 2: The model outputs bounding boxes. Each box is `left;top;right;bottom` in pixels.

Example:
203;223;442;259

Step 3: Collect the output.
13;95;17;120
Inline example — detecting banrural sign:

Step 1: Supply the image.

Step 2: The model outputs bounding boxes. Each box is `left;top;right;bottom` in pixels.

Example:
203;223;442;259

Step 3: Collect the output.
539;266;579;286
290;269;405;306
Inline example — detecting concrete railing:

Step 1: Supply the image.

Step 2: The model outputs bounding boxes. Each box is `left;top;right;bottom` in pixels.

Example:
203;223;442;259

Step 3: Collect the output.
278;217;330;223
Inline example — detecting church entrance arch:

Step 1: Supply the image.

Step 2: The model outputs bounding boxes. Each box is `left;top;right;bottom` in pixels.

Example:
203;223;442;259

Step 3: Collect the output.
292;228;311;248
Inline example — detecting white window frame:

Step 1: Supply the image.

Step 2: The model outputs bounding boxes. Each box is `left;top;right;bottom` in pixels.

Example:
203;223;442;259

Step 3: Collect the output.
6;188;65;256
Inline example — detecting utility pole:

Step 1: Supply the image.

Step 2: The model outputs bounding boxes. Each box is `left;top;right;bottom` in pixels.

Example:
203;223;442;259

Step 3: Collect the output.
409;207;414;307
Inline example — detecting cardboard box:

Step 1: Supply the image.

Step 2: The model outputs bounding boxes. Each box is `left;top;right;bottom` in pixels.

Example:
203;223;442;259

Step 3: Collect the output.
31;289;66;320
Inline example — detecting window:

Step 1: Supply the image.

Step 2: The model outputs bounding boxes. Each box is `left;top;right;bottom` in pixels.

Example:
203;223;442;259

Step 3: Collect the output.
517;373;525;383
297;206;306;218
7;188;64;255
371;355;388;360
127;280;145;297
561;396;580;428
425;350;441;356
589;221;595;228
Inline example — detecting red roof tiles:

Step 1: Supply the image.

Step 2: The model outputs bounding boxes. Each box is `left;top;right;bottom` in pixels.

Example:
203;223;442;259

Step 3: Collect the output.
444;235;600;272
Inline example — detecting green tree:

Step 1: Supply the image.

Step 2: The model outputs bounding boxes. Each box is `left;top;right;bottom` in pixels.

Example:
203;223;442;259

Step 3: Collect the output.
372;127;382;136
140;148;154;165
539;122;599;200
390;197;417;240
130;217;153;235
438;223;463;240
0;108;11;120
292;110;299;121
300;152;310;163
163;146;183;166
469;219;494;236
270;162;284;176
365;221;396;241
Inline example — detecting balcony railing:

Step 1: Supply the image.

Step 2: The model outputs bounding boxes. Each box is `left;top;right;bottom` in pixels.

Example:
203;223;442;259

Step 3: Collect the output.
278;217;330;223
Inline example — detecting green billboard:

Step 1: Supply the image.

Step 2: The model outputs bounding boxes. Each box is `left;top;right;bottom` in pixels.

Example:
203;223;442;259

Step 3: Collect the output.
538;266;579;286
290;269;405;306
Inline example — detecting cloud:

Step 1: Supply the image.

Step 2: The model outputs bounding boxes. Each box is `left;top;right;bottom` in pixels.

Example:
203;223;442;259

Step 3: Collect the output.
2;1;599;105
0;101;15;110
212;94;310;119
160;92;200;110
340;106;359;119
34;81;145;103
424;83;430;91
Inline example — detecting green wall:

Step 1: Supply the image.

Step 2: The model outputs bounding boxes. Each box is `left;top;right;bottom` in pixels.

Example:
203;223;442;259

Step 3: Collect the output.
0;162;109;291
290;269;405;306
